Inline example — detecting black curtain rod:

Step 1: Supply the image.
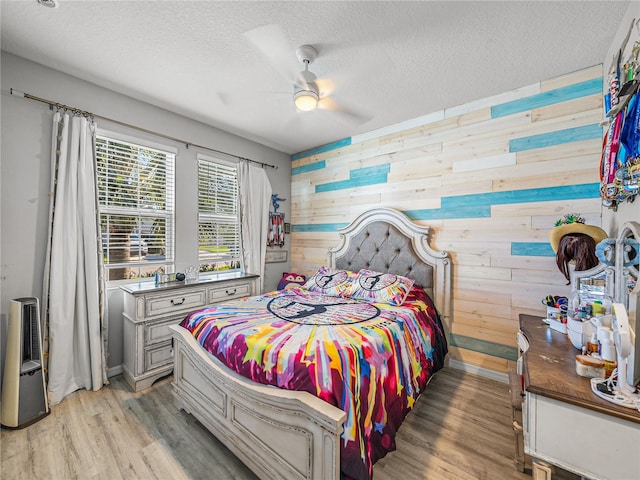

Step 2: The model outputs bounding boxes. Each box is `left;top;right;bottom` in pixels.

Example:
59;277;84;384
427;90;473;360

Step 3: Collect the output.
9;88;278;170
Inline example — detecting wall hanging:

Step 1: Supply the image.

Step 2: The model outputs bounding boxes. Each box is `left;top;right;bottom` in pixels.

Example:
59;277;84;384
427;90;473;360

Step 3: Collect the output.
600;18;640;210
268;194;286;247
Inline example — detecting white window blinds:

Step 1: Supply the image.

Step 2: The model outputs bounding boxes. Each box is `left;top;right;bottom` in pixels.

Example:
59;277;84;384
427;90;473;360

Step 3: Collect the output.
96;135;175;281
198;156;241;271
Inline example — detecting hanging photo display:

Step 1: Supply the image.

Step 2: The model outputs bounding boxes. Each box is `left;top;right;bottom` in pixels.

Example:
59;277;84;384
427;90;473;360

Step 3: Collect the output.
268;212;285;247
600;21;640;210
268;193;286;247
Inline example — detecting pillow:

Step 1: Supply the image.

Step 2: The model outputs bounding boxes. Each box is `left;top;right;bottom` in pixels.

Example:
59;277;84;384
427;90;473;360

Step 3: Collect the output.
277;272;307;290
346;269;415;306
302;267;356;296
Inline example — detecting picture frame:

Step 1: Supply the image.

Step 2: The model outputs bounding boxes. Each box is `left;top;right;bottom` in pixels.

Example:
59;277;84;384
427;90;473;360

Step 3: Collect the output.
284;223;291;234
265;250;288;263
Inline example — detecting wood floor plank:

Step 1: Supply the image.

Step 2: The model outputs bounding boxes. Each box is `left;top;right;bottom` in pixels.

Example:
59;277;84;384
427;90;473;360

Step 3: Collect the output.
1;367;581;480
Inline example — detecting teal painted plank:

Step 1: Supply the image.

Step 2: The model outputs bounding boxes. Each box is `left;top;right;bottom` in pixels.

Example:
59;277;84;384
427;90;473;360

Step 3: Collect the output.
443;183;599;209
403;183;598;222
491;78;602;118
291;138;352;161
316;174;388;193
291;223;349;233
511;242;555;257
509;123;602;152
292;160;326;176
315;164;391;193
403;205;491;220
450;333;518;361
350;164;391;178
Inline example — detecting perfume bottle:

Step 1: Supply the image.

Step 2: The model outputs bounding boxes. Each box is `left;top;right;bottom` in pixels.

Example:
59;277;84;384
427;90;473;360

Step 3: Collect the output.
586;333;599;355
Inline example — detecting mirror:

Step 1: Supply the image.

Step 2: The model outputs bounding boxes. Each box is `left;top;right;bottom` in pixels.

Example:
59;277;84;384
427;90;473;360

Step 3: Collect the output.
570;263;616;315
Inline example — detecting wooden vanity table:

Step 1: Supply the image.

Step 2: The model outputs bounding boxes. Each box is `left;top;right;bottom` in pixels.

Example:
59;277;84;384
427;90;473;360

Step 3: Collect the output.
519;314;640;480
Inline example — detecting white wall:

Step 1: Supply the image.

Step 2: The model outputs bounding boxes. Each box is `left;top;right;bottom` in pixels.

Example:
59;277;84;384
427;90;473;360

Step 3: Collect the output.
0;52;291;378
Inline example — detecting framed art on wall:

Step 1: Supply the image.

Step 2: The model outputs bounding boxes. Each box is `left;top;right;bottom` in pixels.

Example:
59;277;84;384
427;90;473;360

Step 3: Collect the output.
265;250;288;263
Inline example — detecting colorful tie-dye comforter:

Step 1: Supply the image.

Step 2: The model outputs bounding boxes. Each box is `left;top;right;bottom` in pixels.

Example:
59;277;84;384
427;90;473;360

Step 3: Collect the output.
180;284;447;480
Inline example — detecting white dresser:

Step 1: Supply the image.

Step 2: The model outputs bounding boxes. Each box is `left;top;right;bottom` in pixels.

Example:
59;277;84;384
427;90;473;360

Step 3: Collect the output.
121;272;259;391
519;314;640;480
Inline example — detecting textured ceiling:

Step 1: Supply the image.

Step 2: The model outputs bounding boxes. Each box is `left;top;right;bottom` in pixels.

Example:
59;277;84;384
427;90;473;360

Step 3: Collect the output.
0;1;630;154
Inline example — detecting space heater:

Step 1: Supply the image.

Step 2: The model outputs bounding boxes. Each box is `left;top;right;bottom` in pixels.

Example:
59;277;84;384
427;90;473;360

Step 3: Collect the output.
1;297;49;429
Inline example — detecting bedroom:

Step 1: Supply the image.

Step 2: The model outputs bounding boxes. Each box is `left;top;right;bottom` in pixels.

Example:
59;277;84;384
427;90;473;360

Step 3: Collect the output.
1;1;639;479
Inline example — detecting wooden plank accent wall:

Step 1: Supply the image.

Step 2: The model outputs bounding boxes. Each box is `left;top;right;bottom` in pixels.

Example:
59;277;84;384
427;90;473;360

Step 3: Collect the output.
289;65;604;375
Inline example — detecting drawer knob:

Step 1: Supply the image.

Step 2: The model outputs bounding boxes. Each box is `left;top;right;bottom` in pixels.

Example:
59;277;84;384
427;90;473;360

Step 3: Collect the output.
225;288;237;296
171;297;186;306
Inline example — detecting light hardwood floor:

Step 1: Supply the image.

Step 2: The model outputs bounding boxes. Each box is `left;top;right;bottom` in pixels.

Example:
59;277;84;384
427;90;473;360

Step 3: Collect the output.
0;367;576;480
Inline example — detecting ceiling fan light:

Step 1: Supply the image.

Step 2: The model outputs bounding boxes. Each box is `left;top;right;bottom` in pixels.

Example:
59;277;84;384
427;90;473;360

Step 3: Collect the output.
294;89;319;111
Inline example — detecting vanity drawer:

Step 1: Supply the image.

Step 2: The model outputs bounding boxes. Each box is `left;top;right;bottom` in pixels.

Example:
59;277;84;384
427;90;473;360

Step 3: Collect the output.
145;342;173;371
145;289;206;318
208;281;252;303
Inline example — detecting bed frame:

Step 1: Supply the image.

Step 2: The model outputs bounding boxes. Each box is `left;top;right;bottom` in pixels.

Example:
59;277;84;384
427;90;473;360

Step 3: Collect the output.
170;207;451;480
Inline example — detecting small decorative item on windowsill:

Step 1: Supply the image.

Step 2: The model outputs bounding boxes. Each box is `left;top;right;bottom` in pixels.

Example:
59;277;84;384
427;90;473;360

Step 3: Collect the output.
185;266;199;283
155;271;187;286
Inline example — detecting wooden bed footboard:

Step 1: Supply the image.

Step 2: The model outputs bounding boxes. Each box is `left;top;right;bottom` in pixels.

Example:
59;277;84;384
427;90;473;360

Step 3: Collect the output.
170;324;347;480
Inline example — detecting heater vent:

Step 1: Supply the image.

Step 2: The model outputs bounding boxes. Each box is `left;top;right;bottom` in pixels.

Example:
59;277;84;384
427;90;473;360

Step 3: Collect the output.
20;301;41;374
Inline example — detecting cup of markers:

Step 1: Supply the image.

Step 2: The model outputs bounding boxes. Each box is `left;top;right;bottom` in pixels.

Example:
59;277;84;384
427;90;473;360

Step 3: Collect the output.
542;295;568;322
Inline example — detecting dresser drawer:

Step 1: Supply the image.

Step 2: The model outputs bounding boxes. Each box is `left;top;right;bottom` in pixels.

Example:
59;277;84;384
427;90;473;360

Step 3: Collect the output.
145;289;206;318
208;281;253;303
146;317;182;345
145;342;173;371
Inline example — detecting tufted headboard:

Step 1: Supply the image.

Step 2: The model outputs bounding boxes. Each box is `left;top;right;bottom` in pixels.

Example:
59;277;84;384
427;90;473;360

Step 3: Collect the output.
328;207;452;326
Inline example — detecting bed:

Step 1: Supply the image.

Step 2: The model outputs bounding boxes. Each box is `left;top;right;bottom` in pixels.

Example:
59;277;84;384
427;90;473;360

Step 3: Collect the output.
170;207;452;480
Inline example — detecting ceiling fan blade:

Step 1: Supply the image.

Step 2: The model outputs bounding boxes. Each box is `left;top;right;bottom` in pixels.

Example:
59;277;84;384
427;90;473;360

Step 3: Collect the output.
317;96;372;125
314;77;336;97
243;24;297;83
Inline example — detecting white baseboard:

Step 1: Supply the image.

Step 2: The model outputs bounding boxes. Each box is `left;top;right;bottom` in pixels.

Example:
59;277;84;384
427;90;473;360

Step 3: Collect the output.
447;358;509;384
107;364;123;378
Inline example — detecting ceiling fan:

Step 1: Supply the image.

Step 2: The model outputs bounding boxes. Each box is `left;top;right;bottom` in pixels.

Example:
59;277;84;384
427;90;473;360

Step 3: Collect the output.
244;24;370;123
293;45;320;112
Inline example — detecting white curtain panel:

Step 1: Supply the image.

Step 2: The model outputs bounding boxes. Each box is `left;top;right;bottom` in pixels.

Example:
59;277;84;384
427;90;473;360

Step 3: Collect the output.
43;112;106;405
239;161;272;293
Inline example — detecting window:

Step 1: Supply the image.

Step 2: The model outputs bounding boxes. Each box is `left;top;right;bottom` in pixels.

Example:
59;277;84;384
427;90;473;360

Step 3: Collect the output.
198;155;241;273
96;133;175;281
